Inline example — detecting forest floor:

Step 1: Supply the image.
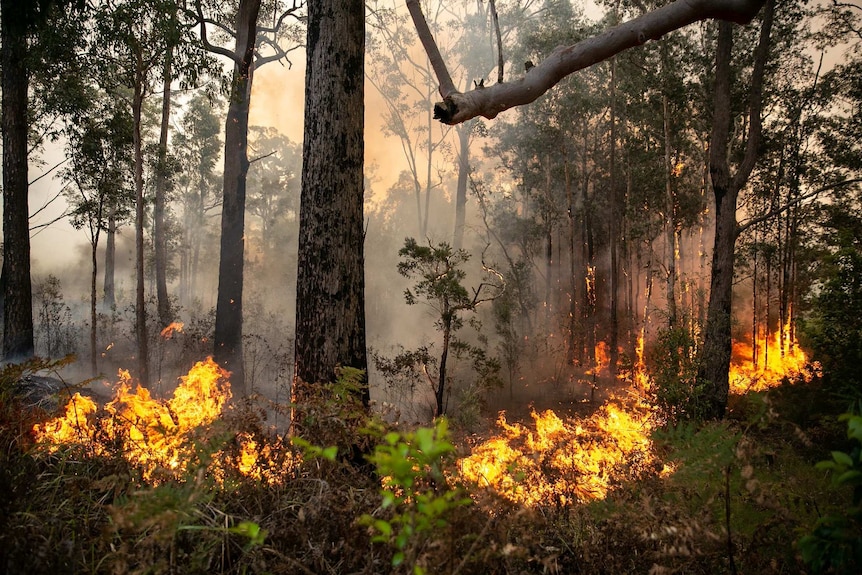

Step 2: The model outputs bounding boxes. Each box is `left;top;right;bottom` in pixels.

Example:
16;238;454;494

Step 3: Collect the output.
0;357;857;574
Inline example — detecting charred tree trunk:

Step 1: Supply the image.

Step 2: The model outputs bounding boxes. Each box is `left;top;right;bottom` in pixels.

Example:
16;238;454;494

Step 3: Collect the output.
699;0;773;419
1;1;34;360
294;0;368;402
213;0;260;397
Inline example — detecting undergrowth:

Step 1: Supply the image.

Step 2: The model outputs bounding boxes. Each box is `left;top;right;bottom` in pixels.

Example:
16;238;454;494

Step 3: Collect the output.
0;358;854;574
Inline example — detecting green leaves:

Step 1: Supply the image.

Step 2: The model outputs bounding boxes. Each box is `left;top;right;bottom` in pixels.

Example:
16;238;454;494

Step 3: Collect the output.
360;418;471;571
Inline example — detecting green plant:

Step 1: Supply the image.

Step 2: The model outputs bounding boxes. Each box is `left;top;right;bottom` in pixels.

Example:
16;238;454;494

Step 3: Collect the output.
799;413;862;574
648;325;709;424
362;417;472;573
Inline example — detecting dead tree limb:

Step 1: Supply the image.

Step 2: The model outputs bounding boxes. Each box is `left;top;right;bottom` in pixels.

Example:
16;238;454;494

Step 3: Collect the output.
407;0;766;125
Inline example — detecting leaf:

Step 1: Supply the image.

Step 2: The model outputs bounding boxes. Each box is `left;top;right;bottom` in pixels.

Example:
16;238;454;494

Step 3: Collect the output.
321;446;338;461
374;519;393;537
836;469;862;486
392;551;405;566
832;450;854;467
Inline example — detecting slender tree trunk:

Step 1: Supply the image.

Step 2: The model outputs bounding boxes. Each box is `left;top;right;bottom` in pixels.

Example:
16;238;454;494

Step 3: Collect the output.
436;314;451;418
700;0;773;418
155;48;174;329
90;239;99;374
213;0;260;396
104;211;116;308
1;1;34;360
608;54;620;376
133;59;150;387
453;122;470;249
294;0;368;402
663;94;678;327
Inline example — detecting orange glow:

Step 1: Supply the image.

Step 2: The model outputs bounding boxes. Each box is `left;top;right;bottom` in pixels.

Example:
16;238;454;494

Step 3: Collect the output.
587;341;611;376
459;397;656;505
160;321;185;338
35;358;232;482
633;331;650;391
729;319;814;394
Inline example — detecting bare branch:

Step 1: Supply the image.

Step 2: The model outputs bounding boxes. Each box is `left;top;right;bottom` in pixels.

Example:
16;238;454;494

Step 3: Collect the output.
405;0;456;98
412;0;767;125
193;0;240;63
737;178;862;235
489;0;504;84
249;150;277;164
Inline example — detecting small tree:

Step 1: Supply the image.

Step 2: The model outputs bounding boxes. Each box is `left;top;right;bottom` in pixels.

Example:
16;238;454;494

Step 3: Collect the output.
397;237;502;418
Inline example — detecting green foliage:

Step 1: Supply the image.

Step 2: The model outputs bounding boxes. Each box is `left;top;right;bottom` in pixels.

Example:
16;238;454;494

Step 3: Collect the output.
799;414;862;574
647;325;709;425
801;245;862;408
361;418;472;573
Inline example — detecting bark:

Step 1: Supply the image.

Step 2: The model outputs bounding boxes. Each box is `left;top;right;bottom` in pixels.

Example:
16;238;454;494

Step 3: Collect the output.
1;0;35;360
133;57;149;387
213;0;260;397
154;48;173;329
663;93;678;327
608;53;619;377
294;0;368;402
453;122;470;249
104;211;116;308
700;0;774;419
408;0;767;125
90;238;99;374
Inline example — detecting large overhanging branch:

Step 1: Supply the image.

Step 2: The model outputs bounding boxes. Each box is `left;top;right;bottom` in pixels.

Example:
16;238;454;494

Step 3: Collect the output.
406;0;767;125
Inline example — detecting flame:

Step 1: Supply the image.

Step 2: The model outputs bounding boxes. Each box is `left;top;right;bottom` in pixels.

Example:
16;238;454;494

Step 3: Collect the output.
459;397;656;505
35;358;232;482
729;319;815;393
633;331;650;391
160;321;185;338
586;341;611;376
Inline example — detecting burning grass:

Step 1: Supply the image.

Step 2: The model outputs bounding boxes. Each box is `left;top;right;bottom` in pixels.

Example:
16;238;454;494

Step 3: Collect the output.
0;350;845;574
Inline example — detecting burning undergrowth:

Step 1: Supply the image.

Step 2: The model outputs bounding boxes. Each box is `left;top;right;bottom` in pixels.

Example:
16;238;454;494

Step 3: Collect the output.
460;395;662;506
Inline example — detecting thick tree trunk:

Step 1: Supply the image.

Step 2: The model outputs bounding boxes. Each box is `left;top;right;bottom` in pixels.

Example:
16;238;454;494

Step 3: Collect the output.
1;1;35;360
133;62;150;387
213;0;260;397
294;0;368;402
700;0;773;418
154;49;173;329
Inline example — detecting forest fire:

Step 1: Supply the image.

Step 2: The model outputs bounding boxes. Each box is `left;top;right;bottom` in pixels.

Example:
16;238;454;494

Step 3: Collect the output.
729;323;814;393
460;397;657;505
34;358;234;482
160;321;185;338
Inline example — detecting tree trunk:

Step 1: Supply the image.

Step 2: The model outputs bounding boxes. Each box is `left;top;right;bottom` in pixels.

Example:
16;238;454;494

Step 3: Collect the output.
133;58;150;387
700;0;773;418
90;240;99;374
104;211;116;308
1;1;35;360
154;48;173;329
213;0;260;397
453;122;470;250
294;0;368;402
663;94;678;328
608;54;620;377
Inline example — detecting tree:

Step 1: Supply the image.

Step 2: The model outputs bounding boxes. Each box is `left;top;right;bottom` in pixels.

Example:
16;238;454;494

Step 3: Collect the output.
396;237;501;418
195;0;303;397
63;88;134;374
699;0;774;419
294;0;367;398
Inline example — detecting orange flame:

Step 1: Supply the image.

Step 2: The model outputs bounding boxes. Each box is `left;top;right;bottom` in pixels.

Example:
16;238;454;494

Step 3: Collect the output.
459;397;657;505
35;357;232;482
160;321;185;338
729;319;815;394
